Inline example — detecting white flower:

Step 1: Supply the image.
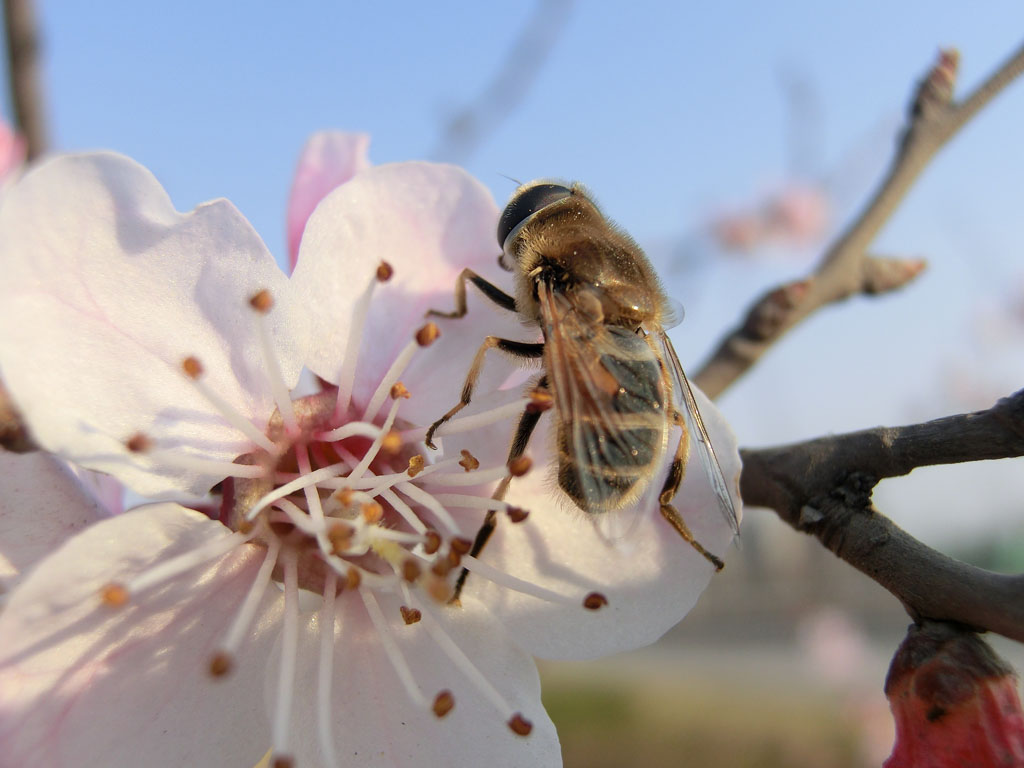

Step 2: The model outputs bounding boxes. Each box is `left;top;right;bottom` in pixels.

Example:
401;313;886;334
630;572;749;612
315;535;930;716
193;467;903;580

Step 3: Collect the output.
0;141;740;768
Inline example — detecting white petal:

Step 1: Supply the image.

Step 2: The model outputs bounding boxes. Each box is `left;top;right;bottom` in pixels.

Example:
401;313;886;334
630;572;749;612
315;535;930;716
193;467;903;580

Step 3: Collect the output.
65;463;125;516
0;153;308;497
0;451;107;590
284;592;560;767
291;161;530;425
0;504;279;768
466;388;742;660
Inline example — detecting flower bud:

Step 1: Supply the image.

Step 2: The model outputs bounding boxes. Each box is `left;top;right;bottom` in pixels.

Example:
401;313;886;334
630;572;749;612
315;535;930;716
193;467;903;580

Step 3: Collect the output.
884;622;1024;767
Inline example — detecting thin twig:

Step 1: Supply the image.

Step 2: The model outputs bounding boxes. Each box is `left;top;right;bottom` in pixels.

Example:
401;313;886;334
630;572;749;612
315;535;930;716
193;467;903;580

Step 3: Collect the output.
3;0;46;159
695;42;1024;399
740;388;1024;642
429;0;573;164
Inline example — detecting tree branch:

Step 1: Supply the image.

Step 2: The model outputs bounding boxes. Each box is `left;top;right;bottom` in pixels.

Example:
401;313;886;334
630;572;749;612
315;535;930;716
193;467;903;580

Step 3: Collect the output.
740;388;1024;642
3;0;47;159
695;42;1024;399
429;0;573;164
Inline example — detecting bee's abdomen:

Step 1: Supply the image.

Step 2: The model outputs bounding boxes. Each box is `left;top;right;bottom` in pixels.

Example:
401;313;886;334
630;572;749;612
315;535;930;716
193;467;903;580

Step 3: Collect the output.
558;339;666;512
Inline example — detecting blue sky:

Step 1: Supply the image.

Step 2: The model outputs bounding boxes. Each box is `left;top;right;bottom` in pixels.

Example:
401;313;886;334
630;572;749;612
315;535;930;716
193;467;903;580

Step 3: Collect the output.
12;2;1024;543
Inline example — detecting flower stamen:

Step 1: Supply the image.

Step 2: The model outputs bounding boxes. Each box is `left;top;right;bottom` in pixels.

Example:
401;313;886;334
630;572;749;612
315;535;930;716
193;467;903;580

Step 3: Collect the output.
412;592;533;736
295;442;331;550
432;690;455;718
427;493;515;512
246;461;348;521
179;356;278;454
376;487;430;535
508;714;534;737
271;550;300;768
507;456;532;477
270;500;321;536
370;527;427;545
317;572;341;768
361;332;421;423
415;321;440;347
319;455;469;493
129;444;267;480
347;397;402;482
396;482;461;536
458;450;479;471
250;290;298;437
315;420;382;443
400;605;422;625
320;552;394;590
335;262;392;419
360;588;429;708
506;506;529;523
460;554;607;610
100;582;129;607
125;529;253;595
406;455;424;477
421;463;510;487
401;397;531;443
366;487;428;535
210;538;281;677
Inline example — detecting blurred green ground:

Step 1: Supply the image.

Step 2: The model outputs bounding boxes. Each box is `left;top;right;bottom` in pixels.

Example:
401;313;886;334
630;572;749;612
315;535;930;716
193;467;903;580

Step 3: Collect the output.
540;651;867;768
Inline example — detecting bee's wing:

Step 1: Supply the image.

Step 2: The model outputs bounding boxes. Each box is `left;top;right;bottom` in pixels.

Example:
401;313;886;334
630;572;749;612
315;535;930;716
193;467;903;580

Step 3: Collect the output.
537;280;667;512
652;329;741;536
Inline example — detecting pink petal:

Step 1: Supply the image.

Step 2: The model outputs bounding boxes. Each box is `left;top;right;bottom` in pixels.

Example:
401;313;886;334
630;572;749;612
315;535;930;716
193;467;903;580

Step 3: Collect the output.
0;153;309;497
0;117;25;183
291;161;530;425
285;592;561;767
0;451;108;589
286;131;371;271
0;504;277;768
466;385;742;660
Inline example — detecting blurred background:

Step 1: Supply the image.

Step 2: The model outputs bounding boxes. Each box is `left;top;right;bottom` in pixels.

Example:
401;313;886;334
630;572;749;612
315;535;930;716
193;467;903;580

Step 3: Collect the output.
6;2;1024;765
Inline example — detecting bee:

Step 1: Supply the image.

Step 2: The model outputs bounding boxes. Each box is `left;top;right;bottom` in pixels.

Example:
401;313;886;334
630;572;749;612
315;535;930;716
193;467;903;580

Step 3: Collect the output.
425;181;739;588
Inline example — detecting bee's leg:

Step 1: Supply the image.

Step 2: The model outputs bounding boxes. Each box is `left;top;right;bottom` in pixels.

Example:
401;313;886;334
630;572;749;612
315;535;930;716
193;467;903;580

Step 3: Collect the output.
452;376;548;601
424;338;544;449
659;410;725;571
427;267;517;318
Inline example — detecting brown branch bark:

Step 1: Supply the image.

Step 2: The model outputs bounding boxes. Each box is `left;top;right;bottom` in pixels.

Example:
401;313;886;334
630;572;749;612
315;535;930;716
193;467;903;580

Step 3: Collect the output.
3;0;46;159
740;388;1024;642
695;42;1024;399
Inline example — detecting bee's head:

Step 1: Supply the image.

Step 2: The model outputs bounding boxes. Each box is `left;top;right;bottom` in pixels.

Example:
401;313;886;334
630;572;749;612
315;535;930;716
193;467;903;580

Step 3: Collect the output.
497;182;573;269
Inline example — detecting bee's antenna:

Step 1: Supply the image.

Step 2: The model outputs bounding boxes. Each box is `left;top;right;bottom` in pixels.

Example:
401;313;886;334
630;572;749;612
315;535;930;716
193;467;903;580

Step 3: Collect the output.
497;172;523;187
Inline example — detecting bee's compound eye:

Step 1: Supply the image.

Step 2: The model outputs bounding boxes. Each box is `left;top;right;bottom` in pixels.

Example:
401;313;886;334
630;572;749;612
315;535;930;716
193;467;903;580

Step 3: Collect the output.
497;183;573;248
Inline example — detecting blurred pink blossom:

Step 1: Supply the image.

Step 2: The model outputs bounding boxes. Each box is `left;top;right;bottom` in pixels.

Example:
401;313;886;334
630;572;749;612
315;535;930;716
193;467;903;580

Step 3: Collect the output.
798;607;894;764
712;183;830;255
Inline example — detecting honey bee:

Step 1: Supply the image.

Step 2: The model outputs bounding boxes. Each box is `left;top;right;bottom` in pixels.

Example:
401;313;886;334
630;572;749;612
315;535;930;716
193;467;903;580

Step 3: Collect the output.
425;181;739;586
